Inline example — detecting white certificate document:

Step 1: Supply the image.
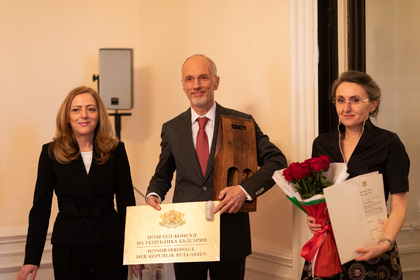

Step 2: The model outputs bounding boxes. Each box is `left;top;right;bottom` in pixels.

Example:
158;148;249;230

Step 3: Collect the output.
323;172;387;264
123;201;220;265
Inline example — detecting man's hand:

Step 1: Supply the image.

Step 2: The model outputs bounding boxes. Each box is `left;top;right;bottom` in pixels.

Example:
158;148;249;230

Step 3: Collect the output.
146;195;161;211
212;185;246;214
130;264;144;278
17;264;38;280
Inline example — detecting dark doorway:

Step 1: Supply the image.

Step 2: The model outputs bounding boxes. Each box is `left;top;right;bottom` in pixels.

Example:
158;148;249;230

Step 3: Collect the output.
317;0;366;134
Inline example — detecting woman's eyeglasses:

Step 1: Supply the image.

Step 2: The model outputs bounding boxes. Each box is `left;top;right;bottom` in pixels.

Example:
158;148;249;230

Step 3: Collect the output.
333;97;370;106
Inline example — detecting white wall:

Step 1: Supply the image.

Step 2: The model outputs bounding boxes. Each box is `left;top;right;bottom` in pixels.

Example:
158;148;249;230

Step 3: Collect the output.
366;1;420;279
0;0;293;279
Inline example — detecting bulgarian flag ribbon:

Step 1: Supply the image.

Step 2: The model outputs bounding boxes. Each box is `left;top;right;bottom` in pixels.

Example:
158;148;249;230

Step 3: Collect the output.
300;203;341;277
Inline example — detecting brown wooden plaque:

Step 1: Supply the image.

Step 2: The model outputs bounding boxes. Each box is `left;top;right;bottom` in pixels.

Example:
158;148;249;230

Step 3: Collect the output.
213;115;257;212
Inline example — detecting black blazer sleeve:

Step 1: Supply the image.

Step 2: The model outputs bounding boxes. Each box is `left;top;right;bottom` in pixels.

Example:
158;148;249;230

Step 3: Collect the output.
114;142;137;230
146;122;177;202
24;144;54;266
240;119;288;199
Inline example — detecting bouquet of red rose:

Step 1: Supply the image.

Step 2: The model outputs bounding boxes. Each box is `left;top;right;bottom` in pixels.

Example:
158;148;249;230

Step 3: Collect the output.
273;155;348;277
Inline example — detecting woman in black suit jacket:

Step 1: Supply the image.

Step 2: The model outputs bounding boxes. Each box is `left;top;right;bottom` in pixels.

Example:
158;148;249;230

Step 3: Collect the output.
17;86;136;280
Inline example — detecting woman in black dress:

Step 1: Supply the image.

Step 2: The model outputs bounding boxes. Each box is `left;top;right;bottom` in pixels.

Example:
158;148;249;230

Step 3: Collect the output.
302;71;409;279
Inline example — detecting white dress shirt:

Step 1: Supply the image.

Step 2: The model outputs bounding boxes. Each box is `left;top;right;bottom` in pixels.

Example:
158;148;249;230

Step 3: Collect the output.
191;103;216;152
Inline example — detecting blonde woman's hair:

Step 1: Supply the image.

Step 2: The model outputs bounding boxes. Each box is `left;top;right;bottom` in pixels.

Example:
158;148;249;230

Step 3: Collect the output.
49;86;119;164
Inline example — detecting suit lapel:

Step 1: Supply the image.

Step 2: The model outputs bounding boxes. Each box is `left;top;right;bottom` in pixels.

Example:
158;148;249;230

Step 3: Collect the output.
204;103;230;180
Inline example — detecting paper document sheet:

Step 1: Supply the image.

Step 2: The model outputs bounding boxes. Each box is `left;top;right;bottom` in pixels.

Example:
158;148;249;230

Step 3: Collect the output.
323;172;387;264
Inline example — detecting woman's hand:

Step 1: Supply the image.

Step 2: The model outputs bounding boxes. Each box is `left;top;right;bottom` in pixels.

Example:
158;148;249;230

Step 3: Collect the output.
306;215;322;234
17;264;38;280
354;193;407;262
355;241;391;262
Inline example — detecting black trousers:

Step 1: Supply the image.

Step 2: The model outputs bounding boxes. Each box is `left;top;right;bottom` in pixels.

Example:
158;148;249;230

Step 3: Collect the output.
173;258;246;280
52;242;128;280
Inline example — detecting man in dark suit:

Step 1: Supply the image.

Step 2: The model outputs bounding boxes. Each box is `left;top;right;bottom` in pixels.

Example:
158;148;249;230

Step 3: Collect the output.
146;54;287;280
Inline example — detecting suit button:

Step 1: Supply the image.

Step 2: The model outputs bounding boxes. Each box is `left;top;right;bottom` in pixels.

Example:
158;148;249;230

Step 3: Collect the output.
203;186;207;191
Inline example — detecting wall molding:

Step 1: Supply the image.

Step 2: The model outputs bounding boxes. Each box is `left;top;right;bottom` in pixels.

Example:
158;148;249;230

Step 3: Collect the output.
246;239;293;280
399;242;420;254
0;226;53;279
290;0;319;163
290;1;319;279
398;242;420;279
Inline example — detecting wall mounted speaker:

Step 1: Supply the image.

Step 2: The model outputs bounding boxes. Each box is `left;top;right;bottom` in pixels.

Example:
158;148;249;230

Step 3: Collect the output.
99;48;133;110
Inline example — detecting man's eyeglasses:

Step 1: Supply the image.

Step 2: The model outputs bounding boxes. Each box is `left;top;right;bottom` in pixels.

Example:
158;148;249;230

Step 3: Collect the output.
333;97;370;106
183;75;214;85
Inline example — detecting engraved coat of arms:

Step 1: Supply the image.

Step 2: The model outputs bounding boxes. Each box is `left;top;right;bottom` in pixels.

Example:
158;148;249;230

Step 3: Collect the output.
159;210;185;228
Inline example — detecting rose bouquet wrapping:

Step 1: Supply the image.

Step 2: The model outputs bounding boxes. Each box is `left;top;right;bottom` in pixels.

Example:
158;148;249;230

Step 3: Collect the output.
272;155;348;277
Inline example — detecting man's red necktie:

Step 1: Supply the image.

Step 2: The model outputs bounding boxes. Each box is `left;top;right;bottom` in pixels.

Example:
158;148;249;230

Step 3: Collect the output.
196;117;209;176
